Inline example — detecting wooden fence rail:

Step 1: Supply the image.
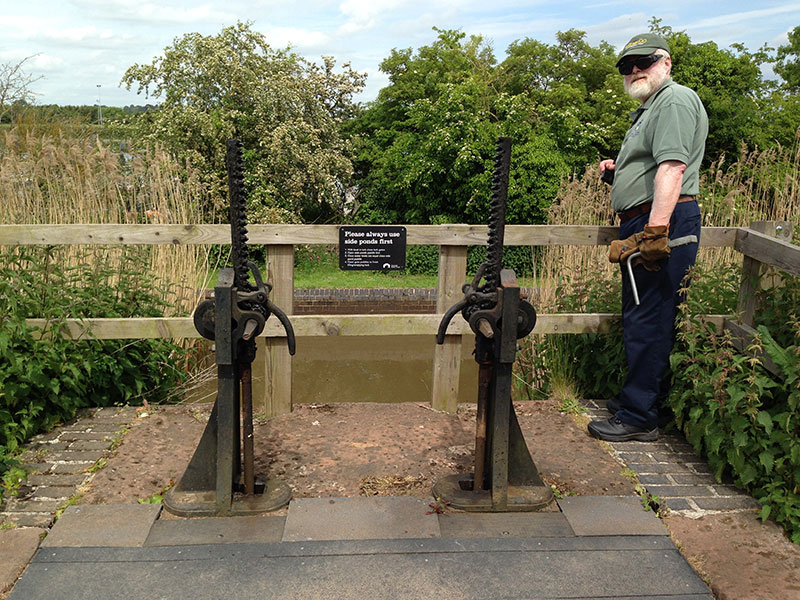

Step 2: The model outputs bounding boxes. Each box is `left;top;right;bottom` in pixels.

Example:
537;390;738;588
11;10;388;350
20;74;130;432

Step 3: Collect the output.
3;221;797;415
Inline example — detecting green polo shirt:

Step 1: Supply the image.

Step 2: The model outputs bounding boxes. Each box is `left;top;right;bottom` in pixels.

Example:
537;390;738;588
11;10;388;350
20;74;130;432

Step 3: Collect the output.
611;79;708;212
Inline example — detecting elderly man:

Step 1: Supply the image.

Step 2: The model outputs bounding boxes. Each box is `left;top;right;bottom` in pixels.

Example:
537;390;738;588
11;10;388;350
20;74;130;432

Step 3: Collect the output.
587;33;708;442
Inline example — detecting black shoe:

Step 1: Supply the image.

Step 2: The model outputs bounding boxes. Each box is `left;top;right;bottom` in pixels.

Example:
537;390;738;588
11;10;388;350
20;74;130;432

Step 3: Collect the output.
607;397;673;428
588;416;658;442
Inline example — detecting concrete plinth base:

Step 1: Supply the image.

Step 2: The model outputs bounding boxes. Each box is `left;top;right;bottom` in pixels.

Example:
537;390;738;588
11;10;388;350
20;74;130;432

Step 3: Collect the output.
432;473;555;512
163;481;291;517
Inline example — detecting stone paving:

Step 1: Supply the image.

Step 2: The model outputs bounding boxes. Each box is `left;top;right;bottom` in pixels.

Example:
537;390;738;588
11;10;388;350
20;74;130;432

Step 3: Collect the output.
0;407;138;529
1;401;761;530
583;399;760;517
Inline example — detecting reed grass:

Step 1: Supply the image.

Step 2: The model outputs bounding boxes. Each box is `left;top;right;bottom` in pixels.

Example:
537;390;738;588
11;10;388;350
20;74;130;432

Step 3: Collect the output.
0;114;215;317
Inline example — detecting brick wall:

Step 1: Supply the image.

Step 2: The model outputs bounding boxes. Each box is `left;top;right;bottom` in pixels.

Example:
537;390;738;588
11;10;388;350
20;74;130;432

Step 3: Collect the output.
293;288;437;315
292;287;537;315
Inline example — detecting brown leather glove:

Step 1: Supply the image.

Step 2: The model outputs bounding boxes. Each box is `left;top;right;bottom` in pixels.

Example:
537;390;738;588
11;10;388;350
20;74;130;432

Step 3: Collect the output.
632;255;661;272
609;232;642;264
640;224;670;262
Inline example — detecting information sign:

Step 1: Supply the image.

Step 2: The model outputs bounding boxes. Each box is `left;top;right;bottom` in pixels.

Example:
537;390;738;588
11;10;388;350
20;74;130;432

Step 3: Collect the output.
339;226;407;271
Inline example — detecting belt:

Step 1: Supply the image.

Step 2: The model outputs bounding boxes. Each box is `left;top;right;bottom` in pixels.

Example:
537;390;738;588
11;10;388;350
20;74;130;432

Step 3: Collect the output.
618;196;696;224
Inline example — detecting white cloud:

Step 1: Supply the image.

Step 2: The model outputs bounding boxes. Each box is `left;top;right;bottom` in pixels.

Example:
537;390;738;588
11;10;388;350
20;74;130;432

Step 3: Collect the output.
338;0;407;34
464;16;569;47
583;12;673;49
688;5;800;30
3;15;45;39
29;54;66;71
6;0;798;106
264;27;330;49
69;0;236;24
39;26;116;45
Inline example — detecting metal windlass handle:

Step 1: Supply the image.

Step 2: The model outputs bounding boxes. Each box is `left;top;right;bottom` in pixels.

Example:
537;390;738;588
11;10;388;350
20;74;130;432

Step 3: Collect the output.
266;300;297;355
626;235;698;306
436;298;469;344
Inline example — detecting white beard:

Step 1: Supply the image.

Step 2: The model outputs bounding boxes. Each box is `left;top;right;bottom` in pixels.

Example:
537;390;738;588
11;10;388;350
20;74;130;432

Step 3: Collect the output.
624;65;670;102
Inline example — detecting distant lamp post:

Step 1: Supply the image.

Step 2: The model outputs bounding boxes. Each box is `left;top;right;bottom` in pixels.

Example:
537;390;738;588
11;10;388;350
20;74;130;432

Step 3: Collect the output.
96;84;103;126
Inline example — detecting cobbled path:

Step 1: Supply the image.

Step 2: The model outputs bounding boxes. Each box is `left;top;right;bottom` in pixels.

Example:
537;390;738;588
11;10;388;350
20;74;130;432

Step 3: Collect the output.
583;399;760;517
0;407;138;528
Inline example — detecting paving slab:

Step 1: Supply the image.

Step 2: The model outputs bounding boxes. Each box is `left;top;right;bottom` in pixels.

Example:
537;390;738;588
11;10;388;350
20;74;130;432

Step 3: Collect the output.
10;536;712;599
42;504;161;548
558;496;667;536
0;512;55;529
145;515;286;546
438;512;574;538
0;528;44;596
282;497;440;541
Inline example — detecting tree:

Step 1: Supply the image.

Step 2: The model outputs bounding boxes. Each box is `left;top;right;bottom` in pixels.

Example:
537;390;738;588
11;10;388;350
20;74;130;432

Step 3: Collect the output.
121;21;365;223
649;19;775;158
775;26;800;92
0;56;42;123
499;30;632;167
350;29;567;226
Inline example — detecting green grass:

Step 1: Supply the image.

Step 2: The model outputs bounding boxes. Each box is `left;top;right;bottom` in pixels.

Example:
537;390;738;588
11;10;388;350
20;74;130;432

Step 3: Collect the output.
203;264;438;289
203;245;536;290
295;264;437;288
205;264;536;289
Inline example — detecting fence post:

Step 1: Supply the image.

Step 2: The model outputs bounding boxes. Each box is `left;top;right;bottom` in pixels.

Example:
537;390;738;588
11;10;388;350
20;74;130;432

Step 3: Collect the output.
736;220;792;326
252;244;294;416
431;245;468;413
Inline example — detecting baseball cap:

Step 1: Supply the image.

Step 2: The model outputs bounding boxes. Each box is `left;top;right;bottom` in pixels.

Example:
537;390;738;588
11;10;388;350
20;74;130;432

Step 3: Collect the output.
616;33;670;66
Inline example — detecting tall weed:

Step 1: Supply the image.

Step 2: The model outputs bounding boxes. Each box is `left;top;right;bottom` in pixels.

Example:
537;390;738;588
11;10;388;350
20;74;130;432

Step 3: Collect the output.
669;266;800;543
0;113;211;499
0;247;188;501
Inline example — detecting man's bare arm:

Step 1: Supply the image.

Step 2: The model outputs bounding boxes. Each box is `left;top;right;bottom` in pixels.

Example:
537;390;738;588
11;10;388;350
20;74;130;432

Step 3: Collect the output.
649;160;687;227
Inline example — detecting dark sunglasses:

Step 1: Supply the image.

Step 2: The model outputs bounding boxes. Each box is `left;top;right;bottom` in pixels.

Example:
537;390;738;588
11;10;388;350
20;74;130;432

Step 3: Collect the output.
618;53;663;75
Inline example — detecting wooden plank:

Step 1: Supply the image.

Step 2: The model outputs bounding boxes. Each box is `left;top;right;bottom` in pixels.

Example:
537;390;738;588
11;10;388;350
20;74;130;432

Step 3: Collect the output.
26;313;733;341
697;226;739;247
736;255;761;327
432;246;468;413
0;224;229;246
734;227;800;277
1;224;741;248
25;317;199;339
724;320;783;377
262;245;294;416
25;313;630;339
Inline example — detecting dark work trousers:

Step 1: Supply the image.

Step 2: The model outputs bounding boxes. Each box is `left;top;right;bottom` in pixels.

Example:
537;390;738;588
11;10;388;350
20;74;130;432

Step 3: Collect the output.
615;200;701;429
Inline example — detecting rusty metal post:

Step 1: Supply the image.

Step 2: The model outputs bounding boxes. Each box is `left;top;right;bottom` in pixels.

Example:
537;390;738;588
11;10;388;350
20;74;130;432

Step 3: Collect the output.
241;366;255;496
474;362;491;490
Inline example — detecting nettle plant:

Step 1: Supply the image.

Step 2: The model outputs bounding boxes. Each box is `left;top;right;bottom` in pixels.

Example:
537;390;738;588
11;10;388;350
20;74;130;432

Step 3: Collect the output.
0;246;188;500
669;264;800;544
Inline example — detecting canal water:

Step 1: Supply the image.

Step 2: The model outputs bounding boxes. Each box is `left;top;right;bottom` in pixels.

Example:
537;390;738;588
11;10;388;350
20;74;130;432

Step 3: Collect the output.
186;334;480;406
292;334;478;405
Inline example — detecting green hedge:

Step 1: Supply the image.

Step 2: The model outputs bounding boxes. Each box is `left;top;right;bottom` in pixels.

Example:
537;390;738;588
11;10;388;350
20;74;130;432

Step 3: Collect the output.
0;247;188;499
404;244;535;278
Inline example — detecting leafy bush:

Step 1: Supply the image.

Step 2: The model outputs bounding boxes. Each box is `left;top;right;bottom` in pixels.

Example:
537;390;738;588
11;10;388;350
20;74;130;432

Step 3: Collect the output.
669;267;800;543
294;244;338;271
466;246;535;278
404;245;439;276
402;244;535;278
0;247;188;500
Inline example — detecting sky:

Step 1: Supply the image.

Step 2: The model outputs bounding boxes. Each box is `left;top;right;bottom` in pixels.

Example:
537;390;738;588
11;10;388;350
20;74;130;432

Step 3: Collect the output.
3;0;799;107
